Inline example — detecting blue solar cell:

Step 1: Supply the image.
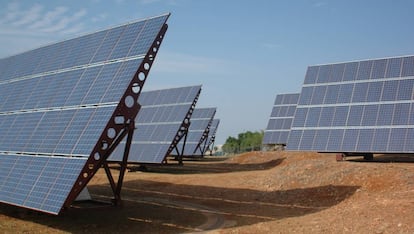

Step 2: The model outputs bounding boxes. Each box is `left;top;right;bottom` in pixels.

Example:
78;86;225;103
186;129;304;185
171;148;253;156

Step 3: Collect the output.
371;59;387;79
292;108;307;127
404;129;414;152
274;94;284;105
366;81;383;102
337;83;353;103
386;57;402;78
299;130;316;150
271;106;280;117
341;129;358;151
312;129;329;151
361;105;379;126
342;62;358;81
326;129;344;151
304;66;319;84
319;107;334;127
356;60;373;80
397;79;414;100
401;56;414;77
330;64;345;82
377;104;394;125
392;103;410;125
305;107;321;127
351;82;369;102
347;105;364;126
310;86;327;105
286;105;296;116
108;21;146;60
298;87;313;105
356;129;374;151
381;80;398;101
324;85;340;104
316;65;331;83
388;128;407;152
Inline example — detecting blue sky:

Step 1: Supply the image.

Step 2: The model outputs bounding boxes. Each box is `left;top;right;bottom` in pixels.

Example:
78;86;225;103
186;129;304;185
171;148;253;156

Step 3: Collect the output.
1;0;414;144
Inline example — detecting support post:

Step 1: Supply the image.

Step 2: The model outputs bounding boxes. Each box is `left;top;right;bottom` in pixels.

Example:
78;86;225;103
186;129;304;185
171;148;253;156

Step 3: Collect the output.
102;121;135;205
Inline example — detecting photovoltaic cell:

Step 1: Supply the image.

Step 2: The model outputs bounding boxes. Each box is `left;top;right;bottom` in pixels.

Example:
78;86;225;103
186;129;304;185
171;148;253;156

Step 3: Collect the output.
173;108;217;156
0;13;170;214
109;85;201;163
287;55;414;153
263;93;299;146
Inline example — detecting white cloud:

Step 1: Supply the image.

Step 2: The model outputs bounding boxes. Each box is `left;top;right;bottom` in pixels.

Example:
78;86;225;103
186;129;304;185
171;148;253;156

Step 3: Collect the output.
12;4;43;26
29;6;68;30
0;1;20;24
0;3;89;38
39;9;87;33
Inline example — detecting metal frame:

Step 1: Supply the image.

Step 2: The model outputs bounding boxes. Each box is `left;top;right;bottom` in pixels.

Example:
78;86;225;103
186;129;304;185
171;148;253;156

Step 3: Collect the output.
167;89;201;165
63;23;169;211
192;112;215;157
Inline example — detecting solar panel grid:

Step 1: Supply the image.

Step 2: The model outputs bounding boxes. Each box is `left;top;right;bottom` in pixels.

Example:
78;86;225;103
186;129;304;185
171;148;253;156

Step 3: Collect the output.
0;14;170;214
205;119;220;151
109;85;201;164
287;55;414;153
173;107;216;156
263;93;299;145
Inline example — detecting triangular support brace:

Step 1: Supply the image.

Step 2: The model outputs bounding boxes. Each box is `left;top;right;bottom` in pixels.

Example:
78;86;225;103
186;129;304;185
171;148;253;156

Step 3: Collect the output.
103;121;135;205
102;120;135;205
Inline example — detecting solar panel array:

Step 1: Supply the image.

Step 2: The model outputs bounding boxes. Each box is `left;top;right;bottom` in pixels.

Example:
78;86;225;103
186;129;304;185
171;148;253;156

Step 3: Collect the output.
0;14;169;214
174;108;216;156
205;119;220;153
287;55;414;153
263;93;299;145
109;85;201;164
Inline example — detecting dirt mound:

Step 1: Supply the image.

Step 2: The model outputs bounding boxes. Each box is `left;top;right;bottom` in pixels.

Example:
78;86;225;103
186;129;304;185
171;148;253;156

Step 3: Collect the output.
1;151;414;233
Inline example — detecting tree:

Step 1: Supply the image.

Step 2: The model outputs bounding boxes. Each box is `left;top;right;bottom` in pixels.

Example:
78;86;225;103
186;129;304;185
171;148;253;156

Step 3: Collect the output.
222;130;264;154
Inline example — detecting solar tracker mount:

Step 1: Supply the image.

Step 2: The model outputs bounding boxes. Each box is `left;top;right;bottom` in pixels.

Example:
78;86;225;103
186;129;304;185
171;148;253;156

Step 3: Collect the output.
65;17;170;210
0;13;170;215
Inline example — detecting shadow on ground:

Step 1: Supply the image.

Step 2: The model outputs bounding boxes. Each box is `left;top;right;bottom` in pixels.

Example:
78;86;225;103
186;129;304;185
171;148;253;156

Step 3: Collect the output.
347;154;414;163
127;158;285;174
0;182;359;233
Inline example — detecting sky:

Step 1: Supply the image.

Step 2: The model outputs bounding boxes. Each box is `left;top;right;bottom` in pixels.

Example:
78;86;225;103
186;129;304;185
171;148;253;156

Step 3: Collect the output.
1;0;414;144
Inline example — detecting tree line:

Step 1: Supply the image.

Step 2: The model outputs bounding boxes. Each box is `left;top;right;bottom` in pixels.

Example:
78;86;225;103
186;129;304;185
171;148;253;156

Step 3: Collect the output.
222;130;263;154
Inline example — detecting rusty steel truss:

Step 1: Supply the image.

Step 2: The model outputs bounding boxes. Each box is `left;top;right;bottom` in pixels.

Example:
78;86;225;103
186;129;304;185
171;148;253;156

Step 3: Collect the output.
63;24;169;211
167;89;201;165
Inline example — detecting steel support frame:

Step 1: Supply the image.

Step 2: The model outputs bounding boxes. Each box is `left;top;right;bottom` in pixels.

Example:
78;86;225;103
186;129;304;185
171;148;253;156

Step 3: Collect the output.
166;89;201;165
192;115;215;157
102;120;134;205
63;23;169;212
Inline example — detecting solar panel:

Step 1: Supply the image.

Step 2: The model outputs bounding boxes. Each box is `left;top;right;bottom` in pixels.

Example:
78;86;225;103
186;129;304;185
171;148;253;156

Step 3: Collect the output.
262;93;299;146
287;55;414;153
173;107;217;156
205;119;220;151
0;13;170;214
109;85;201;164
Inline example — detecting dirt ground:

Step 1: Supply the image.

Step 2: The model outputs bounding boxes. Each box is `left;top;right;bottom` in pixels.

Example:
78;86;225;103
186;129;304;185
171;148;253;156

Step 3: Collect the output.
1;151;414;233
